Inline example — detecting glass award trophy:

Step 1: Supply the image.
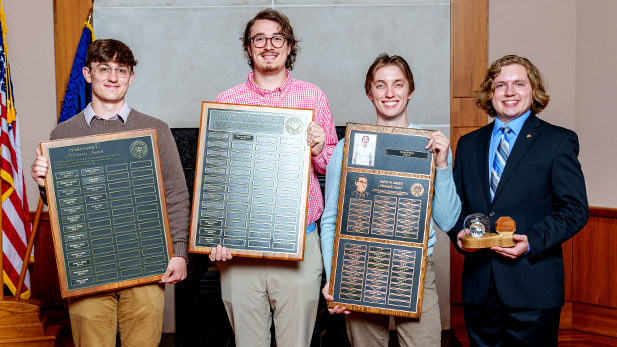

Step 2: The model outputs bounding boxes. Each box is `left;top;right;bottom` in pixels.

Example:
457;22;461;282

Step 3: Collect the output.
461;215;516;249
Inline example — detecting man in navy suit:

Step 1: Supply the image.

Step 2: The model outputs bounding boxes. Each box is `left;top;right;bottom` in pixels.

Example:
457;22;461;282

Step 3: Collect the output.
449;55;589;346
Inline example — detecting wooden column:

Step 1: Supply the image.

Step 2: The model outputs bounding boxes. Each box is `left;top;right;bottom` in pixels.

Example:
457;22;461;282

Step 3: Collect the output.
53;0;93;118
449;0;489;303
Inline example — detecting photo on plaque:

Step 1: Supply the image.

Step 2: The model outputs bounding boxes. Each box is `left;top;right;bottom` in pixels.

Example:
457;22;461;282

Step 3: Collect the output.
328;123;436;318
189;102;313;260
40;129;173;298
351;133;377;167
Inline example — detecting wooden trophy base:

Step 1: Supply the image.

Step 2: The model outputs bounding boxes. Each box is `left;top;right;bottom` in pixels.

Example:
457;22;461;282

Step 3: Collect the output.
462;232;515;248
462;216;517;249
0;298;61;346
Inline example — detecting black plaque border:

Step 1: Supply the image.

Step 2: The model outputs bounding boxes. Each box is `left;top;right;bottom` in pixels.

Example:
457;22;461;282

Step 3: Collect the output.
328;123;436;318
40;129;173;298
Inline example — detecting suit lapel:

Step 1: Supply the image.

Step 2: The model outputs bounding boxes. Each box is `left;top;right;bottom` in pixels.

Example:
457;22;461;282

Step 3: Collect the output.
492;114;541;202
477;124;493;206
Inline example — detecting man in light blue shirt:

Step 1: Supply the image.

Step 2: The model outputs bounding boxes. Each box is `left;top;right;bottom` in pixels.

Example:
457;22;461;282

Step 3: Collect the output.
320;53;461;347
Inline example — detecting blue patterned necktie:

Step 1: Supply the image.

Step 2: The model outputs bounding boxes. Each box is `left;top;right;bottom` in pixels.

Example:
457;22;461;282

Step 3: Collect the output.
490;125;512;200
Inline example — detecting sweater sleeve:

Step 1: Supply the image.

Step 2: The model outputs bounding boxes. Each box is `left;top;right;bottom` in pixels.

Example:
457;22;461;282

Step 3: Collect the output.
320;141;344;281
431;148;461;232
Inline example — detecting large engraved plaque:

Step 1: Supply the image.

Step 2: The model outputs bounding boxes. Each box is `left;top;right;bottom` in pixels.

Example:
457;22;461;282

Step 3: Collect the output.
40;129;173;298
189;102;313;260
328;123;436;318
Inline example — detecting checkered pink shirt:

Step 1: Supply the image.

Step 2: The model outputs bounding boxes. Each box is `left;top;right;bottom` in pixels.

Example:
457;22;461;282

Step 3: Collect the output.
216;71;338;225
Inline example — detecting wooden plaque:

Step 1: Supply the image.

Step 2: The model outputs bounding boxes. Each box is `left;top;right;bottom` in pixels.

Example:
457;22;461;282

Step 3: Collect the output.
189;102;313;260
40;129;173;298
328;123;436;318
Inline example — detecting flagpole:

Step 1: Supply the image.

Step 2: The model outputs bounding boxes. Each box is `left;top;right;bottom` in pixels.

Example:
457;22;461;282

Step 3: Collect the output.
1;177;4;300
14;198;44;300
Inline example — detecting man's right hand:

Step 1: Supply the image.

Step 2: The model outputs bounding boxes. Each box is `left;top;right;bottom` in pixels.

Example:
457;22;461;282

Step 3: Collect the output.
209;245;232;262
31;148;48;187
322;281;350;314
457;229;481;252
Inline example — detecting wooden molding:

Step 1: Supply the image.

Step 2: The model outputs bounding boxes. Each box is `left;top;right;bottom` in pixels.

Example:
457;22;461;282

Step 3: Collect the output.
560;301;573;330
590;206;617;218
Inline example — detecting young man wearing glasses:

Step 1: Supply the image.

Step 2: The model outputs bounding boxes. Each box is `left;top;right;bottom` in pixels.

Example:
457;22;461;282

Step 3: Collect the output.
30;39;190;347
209;8;338;347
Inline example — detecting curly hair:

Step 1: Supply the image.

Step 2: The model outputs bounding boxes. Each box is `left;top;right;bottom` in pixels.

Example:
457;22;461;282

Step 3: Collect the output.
242;9;298;71
365;53;415;96
86;39;137;69
475;55;549;117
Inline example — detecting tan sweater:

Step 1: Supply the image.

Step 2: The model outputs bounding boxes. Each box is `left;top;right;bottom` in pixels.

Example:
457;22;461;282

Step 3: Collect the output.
49;109;190;259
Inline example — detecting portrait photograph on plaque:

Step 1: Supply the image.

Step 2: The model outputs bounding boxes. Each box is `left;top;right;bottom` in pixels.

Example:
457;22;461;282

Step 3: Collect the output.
189;102;313;260
39;129;173;298
328;123;436;318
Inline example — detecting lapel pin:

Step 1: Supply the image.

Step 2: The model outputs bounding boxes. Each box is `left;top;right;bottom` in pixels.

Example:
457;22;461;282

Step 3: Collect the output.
526;134;532;138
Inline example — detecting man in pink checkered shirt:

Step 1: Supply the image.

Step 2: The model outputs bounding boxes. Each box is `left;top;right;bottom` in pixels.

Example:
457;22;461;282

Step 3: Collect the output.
208;8;338;347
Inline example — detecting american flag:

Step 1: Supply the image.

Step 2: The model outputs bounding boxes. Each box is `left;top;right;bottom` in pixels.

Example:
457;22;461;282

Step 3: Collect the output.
1;9;32;299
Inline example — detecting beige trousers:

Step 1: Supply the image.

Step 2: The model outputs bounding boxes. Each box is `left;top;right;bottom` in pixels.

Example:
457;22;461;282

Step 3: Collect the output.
219;230;323;347
68;283;165;347
346;255;441;347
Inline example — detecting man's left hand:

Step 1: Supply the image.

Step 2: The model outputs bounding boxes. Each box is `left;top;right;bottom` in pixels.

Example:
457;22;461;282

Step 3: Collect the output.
307;121;325;156
491;234;529;259
426;131;450;169
160;256;188;283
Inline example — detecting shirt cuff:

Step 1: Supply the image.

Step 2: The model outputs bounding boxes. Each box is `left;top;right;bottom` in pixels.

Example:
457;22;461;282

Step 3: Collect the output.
312;152;328;173
173;241;189;262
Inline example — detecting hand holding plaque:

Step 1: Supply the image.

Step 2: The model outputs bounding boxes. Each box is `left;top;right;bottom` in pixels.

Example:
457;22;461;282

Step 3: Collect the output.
461;215;516;249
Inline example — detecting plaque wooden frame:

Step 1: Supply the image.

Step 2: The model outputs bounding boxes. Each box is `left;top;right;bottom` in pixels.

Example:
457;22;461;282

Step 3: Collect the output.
328;123;437;318
40;129;173;298
189;102;313;260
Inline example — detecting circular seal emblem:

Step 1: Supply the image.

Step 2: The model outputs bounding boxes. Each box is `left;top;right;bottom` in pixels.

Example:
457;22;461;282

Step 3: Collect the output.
410;183;424;197
130;140;148;159
285;117;303;135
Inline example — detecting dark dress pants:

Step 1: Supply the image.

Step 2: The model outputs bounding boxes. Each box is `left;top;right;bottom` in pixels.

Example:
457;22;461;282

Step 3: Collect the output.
464;274;561;347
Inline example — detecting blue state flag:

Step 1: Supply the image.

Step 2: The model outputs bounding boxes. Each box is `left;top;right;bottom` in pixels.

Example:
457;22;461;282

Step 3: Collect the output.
58;21;94;123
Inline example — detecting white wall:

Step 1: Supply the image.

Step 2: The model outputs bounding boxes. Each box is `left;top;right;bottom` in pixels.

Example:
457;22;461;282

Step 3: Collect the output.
93;0;451;137
489;0;616;208
575;0;617;208
4;0;57;211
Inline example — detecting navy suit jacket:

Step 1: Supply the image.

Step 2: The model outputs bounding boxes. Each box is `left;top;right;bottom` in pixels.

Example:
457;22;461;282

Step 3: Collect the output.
449;114;589;309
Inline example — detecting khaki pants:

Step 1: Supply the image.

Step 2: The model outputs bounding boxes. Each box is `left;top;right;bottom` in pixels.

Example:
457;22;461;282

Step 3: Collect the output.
219;230;323;347
68;283;165;347
346;255;441;347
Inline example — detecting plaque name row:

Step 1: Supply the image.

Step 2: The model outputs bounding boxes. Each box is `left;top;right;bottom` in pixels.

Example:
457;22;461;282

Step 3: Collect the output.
53;159;167;290
338;240;417;309
195;130;305;252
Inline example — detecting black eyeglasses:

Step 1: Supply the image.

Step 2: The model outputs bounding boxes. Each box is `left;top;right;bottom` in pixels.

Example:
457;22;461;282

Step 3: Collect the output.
250;35;287;48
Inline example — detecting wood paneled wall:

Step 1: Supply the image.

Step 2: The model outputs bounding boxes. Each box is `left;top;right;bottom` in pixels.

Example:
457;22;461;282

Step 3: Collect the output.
29;211;63;308
560;207;617;337
449;0;489;302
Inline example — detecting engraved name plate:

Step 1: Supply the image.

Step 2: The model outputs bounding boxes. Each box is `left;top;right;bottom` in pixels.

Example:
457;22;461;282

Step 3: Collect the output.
189;102;313;260
328;123;436;318
40;129;173;298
